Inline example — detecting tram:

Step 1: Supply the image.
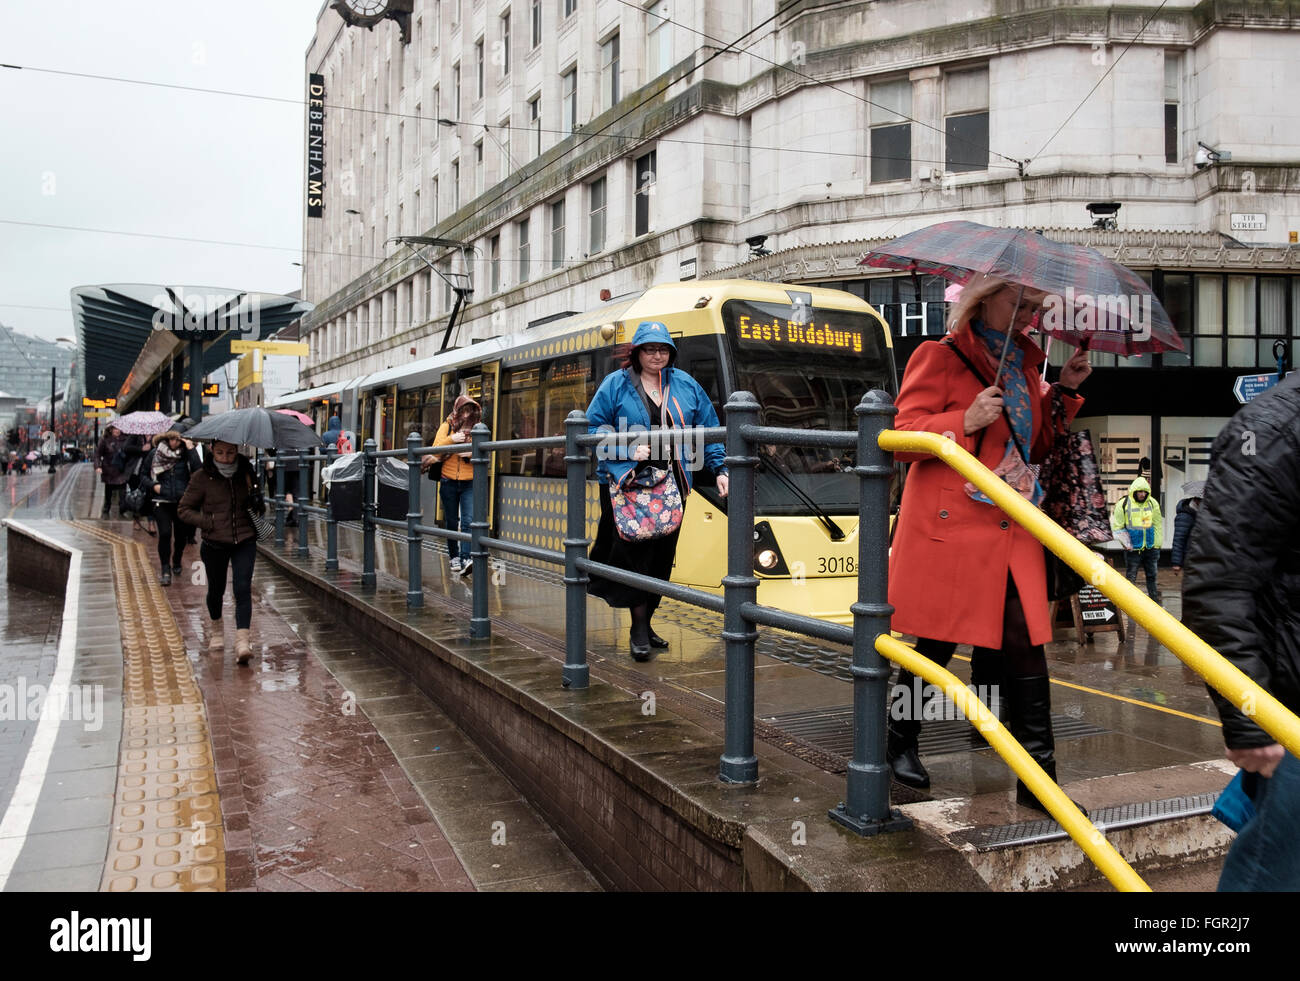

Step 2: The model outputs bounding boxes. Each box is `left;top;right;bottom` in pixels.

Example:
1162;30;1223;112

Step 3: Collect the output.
270;280;897;622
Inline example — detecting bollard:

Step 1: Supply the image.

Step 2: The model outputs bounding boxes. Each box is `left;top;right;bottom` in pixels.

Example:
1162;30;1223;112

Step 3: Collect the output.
325;446;339;572
469;422;490;639
562;410;589;689
297;449;309;558
830;390;911;836
406;432;424;609
719;391;759;784
274;461;286;548
361;438;377;589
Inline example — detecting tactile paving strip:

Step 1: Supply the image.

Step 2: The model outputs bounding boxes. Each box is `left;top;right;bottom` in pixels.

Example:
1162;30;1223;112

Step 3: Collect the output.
71;521;225;892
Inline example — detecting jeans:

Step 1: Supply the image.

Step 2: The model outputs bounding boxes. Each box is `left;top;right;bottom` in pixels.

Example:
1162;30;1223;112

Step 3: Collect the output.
439;478;474;562
200;538;257;629
153;503;189;569
1218;752;1300;891
1124;547;1160;601
101;483;126;517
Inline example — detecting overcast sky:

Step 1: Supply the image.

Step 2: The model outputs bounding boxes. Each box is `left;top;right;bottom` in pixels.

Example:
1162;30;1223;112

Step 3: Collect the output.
0;0;326;343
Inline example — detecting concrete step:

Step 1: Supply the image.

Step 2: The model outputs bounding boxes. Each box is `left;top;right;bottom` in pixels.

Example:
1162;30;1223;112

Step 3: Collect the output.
898;759;1237;891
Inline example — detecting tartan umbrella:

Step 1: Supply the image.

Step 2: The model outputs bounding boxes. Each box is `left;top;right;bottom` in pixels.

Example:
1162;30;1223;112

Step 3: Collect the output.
859;221;1183;356
109;410;173;435
183;408;320;450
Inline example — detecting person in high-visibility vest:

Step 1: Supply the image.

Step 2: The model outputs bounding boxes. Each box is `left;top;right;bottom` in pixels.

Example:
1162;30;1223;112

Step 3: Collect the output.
1111;475;1164;603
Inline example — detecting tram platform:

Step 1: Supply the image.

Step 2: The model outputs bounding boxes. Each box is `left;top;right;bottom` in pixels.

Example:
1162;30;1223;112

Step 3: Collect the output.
0;463;1234;890
0;464;594;892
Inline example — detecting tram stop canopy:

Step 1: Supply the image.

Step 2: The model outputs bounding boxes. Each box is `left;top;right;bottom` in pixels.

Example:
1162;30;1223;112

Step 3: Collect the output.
71;284;311;407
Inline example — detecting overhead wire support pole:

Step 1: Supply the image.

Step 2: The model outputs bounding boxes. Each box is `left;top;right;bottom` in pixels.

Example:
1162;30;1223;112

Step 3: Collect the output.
388;236;475;353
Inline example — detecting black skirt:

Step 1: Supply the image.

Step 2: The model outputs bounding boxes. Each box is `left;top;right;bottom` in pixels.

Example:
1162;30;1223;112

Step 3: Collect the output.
587;481;681;611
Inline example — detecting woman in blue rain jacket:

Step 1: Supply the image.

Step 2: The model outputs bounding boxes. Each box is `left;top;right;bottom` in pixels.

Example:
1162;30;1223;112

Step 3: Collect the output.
586;321;728;660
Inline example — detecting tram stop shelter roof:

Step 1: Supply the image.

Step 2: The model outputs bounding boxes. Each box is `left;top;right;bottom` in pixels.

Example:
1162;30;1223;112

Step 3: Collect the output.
71;284;311;406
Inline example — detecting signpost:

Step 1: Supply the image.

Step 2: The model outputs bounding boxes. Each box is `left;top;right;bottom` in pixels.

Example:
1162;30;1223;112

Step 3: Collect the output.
229;339;309;357
1073;582;1125;643
1234;372;1291;404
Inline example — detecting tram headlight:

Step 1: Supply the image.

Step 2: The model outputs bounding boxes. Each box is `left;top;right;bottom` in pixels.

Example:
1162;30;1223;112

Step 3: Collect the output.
751;521;790;576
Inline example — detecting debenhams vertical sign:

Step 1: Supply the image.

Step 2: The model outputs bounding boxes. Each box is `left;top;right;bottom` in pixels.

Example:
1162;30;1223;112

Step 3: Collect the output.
306;73;325;218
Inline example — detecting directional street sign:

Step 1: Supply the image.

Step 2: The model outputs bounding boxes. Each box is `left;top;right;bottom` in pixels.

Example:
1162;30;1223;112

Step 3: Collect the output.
1234;372;1288;404
84;410;115;419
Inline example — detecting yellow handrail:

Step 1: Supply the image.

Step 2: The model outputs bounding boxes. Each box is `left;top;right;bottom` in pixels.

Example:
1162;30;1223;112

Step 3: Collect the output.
879;429;1300;758
877;633;1149;892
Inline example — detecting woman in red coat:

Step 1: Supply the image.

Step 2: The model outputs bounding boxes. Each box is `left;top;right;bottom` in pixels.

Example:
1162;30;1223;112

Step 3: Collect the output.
887;275;1091;812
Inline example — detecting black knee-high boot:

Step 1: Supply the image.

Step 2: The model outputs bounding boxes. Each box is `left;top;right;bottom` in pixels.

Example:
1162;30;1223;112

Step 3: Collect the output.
886;639;956;789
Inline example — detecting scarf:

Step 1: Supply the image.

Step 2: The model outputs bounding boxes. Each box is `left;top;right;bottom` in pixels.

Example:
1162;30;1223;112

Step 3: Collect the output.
152;441;182;480
215;460;238;478
969;321;1043;508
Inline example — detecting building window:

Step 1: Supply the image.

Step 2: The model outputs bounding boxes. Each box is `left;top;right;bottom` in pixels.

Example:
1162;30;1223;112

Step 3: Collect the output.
414;19;422;77
588;176;606;254
529;95;541;158
499;117;512;175
647;2;671;79
452;159;460;210
433;84;440;131
500;12;510;77
518;218;531;283
474;140;484;196
490;234;501;293
413;105;421;160
870;79;911;183
561;67;577;136
531;0;542;48
475;39;484;99
944;67;988;173
432;176;439;224
452;63;461;117
634;149;656;237
550;199;565;270
600;33;620;111
564;0;578;18
1165;53;1180;164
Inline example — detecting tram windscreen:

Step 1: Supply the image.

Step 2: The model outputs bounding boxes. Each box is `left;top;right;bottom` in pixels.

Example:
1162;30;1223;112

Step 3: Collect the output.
722;297;894;515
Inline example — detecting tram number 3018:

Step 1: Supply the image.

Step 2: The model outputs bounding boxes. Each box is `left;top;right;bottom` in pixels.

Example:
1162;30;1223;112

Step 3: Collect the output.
816;556;856;574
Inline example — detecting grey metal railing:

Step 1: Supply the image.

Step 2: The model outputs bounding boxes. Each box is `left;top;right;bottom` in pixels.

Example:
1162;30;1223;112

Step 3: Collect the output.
268;390;907;836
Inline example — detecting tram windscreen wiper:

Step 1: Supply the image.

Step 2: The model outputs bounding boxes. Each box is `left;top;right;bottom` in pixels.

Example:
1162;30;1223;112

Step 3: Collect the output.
756;446;845;541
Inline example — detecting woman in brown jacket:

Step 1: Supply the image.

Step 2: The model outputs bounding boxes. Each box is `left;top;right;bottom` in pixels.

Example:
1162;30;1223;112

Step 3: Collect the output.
178;439;264;664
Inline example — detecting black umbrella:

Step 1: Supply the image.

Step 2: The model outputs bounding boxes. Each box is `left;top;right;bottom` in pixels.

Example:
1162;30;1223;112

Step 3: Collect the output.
184;408;320;450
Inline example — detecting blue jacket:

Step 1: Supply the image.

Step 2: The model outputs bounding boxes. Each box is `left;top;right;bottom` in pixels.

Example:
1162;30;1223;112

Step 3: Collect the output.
586;365;726;492
1171;497;1199;567
322;417;342;447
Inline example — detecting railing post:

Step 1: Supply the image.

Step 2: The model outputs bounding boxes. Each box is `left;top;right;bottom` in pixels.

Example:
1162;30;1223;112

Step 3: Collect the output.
296;449;309;558
562;410;589;689
830;390;911;836
361;438;377;590
324;446;339;572
406;431;424;609
274;460;286;548
469;422;490;639
719;391;759;784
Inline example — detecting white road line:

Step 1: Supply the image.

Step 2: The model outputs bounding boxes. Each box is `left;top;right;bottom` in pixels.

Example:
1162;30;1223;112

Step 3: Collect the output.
0;520;82;890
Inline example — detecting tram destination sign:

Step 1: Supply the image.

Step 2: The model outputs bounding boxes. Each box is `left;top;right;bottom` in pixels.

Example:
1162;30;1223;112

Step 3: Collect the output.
733;313;865;354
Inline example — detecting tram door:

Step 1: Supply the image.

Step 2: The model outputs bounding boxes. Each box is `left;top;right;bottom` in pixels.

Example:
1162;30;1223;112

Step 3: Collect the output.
433;364;499;527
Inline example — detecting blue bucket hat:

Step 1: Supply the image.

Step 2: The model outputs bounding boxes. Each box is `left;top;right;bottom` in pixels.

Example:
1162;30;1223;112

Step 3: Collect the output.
630;321;676;367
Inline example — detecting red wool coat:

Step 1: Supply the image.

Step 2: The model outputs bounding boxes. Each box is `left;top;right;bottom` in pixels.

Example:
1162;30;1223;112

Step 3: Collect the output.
888;326;1083;649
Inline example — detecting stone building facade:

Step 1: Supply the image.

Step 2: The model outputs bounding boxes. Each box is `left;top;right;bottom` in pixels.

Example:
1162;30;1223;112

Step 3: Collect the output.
297;0;1300;512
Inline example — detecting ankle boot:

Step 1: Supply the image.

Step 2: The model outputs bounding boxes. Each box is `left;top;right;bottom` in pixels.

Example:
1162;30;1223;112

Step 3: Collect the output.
629;610;651;662
887;721;930;789
208;622;224;655
234;629;252;666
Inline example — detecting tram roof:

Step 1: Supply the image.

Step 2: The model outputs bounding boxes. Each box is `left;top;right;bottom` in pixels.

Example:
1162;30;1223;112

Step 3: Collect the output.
266;378;351;408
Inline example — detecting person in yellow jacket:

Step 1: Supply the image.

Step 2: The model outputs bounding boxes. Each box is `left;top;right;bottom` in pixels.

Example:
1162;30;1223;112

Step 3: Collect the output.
420;395;481;575
1111;475;1163;603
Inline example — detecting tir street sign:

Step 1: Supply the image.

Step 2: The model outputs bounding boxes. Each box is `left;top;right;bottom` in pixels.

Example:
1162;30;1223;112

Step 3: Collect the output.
84;410;115;418
1233;373;1282;404
229;339;309;356
82;397;117;409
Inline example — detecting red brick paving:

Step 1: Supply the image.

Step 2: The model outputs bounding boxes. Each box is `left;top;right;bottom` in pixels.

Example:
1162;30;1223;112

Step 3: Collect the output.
132;526;476;892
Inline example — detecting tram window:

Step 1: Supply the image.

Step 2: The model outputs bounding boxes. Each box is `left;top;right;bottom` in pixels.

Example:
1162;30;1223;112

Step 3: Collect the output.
541;355;592;476
397;391;421;445
421;387;443;440
500;366;541;475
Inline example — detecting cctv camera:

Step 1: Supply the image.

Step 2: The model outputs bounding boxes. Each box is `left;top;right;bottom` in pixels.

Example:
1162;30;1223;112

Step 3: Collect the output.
1194;146;1210;169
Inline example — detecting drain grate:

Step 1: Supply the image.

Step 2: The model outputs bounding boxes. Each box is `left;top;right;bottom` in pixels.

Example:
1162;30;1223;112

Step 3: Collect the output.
954;792;1221;851
766;704;1108;760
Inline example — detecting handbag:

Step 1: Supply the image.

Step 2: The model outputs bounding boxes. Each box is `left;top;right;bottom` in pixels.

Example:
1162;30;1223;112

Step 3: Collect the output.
1038;386;1113;544
247;502;275;541
121;483;148;515
610;464;684;541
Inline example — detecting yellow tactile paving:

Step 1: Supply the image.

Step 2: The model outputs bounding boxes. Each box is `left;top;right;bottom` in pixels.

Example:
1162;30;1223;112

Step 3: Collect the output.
71;521;226;892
